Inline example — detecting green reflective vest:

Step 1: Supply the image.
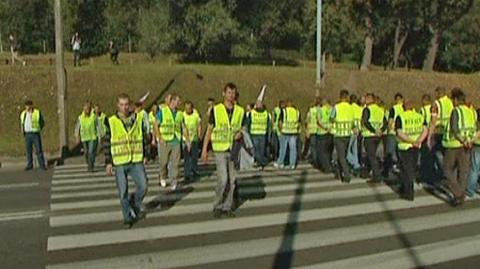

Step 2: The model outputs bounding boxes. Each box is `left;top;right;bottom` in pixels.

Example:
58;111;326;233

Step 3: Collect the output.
443;105;477;149
159;107;183;142
352;103;363;129
435;96;454;133
20;109;41;133
183;109;200;142
362;104;385;138
79;112;97;142
307;106;320;135
282;107;300;135
389;103;404;134
397;110;424;151
250;109;269;135
273;106;281;134
318;105;332;135
97;112;107;137
148;111;156;131
109;113;144;166
211;104;245;152
333;101;354;137
420;105;431;127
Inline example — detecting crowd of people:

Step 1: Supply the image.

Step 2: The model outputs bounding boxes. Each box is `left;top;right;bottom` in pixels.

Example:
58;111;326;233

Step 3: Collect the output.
19;83;480;227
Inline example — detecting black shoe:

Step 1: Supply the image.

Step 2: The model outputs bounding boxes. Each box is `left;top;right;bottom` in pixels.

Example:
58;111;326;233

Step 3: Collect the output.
135;210;146;221
451;196;465;207
24;166;33;171
213;209;223;219
224;210;236;218
123;219;135;229
367;179;381;184
40;166;48;171
342;177;351;184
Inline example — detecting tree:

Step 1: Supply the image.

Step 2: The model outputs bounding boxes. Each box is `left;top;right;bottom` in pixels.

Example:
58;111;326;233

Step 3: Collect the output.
420;0;473;71
138;1;173;59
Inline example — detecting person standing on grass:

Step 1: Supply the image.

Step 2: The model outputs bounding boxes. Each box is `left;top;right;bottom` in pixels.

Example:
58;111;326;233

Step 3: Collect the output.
395;99;428;201
20;100;47;171
442;89;476;206
71;32;81;67
104;93;149;228
330;89;355;183
9;34;25;66
183;101;202;181
108;40;119;64
154;94;187;191
274;99;301;170
75;101;102;172
201;83;246;219
361;93;388;183
249;87;270;170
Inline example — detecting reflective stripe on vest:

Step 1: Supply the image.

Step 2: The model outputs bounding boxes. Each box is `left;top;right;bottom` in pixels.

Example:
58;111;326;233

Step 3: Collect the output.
159;107;183;142
79;112;97;142
397;110;424;151
183;110;200;141
352;103;363;129
250;109;269;135
109;114;144;166
282;107;299;134
333;102;353;137
20;109;41;133
211;104;245;152
443;105;476;149
436;96;454;133
362;104;384;138
307;106;319;135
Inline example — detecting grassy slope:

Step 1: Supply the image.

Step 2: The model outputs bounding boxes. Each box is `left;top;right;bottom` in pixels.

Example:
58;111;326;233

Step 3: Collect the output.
1;53;479;156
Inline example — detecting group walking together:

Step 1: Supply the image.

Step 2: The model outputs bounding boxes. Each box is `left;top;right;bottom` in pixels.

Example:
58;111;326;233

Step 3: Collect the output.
20;83;480;227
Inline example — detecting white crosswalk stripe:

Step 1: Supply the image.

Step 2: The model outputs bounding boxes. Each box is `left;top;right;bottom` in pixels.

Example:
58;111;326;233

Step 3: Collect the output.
46;163;480;269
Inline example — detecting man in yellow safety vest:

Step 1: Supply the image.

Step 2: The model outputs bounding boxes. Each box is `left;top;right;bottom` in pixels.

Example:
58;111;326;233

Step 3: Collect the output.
274;99;301;170
183;101;202;180
202;83;246;218
104;93;149;228
75;101;101;172
20;100;46;171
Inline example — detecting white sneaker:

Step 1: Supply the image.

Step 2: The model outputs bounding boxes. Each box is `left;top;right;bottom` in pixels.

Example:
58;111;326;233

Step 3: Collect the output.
160;179;167;188
273;163;284;169
289;165;295;170
171;181;178;191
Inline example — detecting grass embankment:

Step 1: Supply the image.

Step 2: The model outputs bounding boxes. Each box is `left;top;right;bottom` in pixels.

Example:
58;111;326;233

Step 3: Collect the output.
1;53;479;157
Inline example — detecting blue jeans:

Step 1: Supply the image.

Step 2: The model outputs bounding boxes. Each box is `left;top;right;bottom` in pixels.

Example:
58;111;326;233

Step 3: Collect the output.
83;140;98;171
252;135;268;167
467;146;480;197
24;132;46;169
347;135;361;170
277;134;297;167
114;163;147;222
183;141;199;177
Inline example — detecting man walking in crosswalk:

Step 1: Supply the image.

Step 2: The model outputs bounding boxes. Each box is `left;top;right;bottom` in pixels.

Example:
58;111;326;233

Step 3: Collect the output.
202;83;246;218
74;101;101;172
104;93;149;228
183;101;202;181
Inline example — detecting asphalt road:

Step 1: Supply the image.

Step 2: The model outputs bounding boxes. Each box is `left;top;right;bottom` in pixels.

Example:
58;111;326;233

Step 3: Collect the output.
2;159;480;269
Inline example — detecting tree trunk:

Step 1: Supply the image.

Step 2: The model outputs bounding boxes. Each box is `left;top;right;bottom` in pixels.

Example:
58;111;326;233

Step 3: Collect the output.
360;16;373;71
423;26;441;72
392;19;408;70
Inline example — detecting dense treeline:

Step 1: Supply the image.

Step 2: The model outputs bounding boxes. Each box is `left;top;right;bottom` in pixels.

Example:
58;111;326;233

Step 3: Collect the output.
0;0;479;72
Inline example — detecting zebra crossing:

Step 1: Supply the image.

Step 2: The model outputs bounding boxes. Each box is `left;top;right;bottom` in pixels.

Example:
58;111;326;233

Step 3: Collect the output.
46;162;480;269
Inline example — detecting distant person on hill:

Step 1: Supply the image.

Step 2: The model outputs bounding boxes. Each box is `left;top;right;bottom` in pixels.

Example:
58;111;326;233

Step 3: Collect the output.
71;32;81;67
109;40;119;65
9;34;25;66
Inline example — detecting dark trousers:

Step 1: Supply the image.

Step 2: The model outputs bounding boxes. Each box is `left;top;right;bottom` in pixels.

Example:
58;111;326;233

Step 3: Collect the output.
309;135;320;168
419;141;439;184
24;132;46;169
318;134;333;173
383;134;397;177
443;148;471;198
364;137;382;180
183;141;199;177
83;140;98;171
398;149;419;199
334;136;351;179
252;135;268;167
73;50;81;66
271;132;279;162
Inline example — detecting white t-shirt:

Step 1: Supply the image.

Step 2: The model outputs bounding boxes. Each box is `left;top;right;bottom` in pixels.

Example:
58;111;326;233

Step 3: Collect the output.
72;40;80;51
23;111;33;132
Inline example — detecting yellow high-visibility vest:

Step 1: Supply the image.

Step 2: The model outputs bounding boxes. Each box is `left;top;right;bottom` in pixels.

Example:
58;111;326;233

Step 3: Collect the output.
389;103;404;134
159;107;183;142
318;105;331;135
362;104;384;138
273;106;281;134
282;107;300;134
79;112;97;142
352;103;363;129
307;106;319;135
333;101;354;137
420;104;431;127
435;96;454;133
397;110;424;151
183;109;200;142
211;104;245;152
97;112;107;137
20;109;41;133
250;109;269;135
108;113;144;166
443;105;476;149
